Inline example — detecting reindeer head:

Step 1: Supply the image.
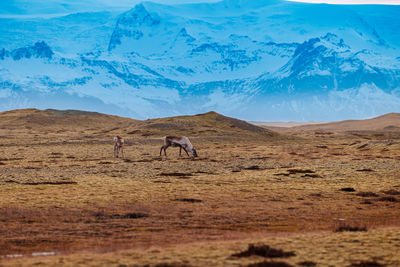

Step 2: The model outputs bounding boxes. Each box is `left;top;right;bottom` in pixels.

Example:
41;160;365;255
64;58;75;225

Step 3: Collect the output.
192;147;198;157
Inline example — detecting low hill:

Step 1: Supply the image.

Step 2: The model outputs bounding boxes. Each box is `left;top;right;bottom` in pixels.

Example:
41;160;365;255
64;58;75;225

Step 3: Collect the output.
0;108;137;133
290;113;400;132
131;111;277;138
0;109;278;139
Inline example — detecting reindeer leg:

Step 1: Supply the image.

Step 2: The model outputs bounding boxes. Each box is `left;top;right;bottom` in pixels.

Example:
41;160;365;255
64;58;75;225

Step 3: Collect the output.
160;144;169;158
179;146;182;157
160;147;166;157
160;145;168;157
114;145;118;158
183;147;190;158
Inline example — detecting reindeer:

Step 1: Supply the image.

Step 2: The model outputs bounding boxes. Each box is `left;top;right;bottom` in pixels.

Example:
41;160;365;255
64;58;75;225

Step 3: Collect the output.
160;136;198;158
113;136;125;158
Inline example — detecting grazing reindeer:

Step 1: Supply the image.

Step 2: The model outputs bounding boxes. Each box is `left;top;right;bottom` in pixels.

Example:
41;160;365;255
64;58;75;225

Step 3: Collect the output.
113;136;125;158
160;136;198;158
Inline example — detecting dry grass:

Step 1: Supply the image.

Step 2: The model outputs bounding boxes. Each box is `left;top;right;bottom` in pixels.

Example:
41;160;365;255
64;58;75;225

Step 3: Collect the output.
2;228;400;266
1;109;400;266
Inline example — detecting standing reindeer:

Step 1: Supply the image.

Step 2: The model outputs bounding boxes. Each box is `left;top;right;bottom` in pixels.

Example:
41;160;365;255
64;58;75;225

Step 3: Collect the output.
160;136;198;158
113;136;125;158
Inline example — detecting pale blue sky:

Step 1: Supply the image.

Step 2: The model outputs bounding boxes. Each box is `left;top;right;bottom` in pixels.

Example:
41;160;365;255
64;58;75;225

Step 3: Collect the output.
288;0;400;4
1;0;399;18
93;0;400;5
122;0;400;4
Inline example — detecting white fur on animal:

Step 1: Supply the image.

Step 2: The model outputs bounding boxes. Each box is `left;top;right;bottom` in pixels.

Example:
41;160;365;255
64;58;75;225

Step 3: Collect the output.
160;136;198;158
113;136;124;158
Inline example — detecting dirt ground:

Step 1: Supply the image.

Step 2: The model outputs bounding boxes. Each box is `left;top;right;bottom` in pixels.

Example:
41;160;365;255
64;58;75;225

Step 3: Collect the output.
1;111;400;266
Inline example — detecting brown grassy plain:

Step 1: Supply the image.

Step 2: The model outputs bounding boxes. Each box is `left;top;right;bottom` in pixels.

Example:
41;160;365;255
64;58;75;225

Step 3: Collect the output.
1;109;400;267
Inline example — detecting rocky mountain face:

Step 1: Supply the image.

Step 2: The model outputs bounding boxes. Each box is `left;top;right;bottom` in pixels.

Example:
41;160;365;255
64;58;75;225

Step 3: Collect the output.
1;0;400;121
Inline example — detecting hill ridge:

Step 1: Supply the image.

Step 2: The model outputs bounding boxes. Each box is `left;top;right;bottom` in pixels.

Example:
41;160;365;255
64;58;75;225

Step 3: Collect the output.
291;112;400;132
0;108;277;139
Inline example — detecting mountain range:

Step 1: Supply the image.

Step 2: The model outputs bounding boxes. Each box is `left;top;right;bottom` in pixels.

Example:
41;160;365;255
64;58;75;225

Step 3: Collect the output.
1;0;400;121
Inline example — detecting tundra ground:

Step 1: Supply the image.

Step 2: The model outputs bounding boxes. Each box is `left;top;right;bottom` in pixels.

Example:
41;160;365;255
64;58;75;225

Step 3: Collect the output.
1;110;400;266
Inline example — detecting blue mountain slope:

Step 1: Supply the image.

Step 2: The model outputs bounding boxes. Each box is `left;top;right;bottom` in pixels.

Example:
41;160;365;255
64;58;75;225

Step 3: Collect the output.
0;0;399;121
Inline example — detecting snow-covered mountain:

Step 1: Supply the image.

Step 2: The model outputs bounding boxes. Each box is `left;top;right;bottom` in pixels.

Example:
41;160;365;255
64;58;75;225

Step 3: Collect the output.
1;0;400;121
